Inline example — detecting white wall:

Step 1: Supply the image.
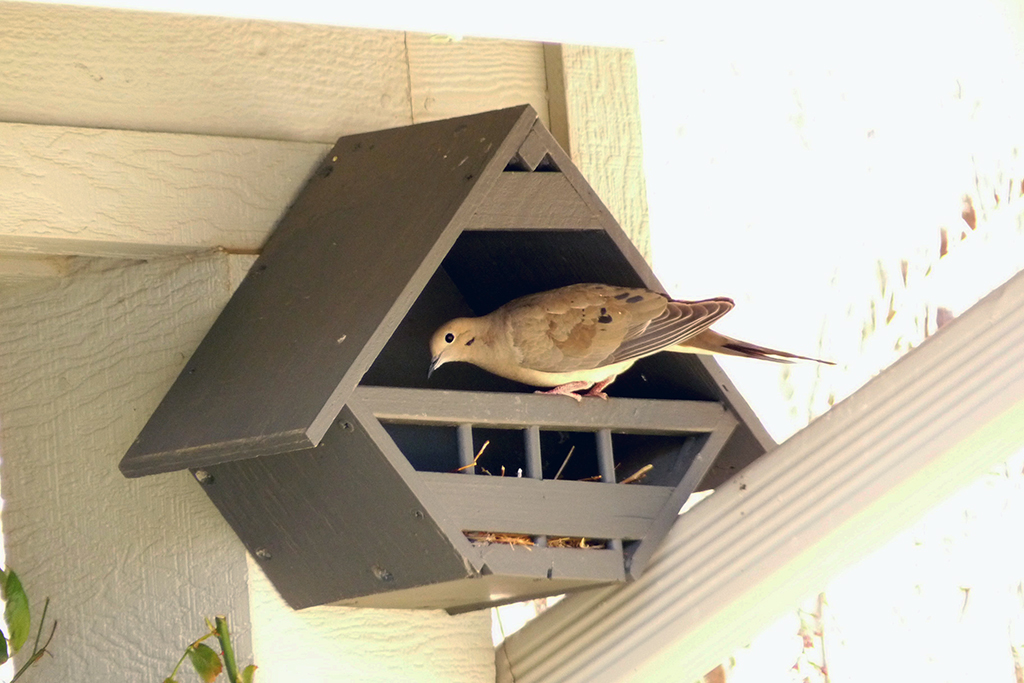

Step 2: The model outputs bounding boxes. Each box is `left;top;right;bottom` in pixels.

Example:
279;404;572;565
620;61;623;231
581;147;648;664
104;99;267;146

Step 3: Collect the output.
0;253;253;681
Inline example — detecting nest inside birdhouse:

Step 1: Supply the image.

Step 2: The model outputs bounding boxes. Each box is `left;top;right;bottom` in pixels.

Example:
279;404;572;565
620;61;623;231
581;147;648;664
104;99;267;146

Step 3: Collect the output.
457;446;652;549
464;531;607;549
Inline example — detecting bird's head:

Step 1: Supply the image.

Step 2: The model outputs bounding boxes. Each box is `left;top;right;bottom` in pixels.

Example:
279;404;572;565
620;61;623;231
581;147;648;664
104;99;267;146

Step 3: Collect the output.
428;318;482;378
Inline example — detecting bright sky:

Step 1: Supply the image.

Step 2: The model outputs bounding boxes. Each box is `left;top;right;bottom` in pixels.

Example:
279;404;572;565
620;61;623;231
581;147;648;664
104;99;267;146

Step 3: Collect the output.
638;0;1024;441
636;1;1024;680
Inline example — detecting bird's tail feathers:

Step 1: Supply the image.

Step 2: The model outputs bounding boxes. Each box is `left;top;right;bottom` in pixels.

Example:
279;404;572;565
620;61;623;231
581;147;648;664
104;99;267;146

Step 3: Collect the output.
675;330;836;366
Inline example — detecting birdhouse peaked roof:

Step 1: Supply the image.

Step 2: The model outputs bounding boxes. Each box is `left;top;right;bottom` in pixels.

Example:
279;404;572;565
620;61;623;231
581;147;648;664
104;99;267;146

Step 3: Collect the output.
120;104;775;481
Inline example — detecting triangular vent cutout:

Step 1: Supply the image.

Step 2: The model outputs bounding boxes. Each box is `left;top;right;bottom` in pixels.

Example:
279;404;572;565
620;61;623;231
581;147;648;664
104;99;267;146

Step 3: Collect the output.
503;152;560;173
504;153;532;172
533;153;560;172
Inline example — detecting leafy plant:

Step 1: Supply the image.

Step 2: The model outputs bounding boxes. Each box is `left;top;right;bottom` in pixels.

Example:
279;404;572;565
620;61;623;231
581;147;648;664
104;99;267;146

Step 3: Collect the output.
0;568;57;682
165;616;255;683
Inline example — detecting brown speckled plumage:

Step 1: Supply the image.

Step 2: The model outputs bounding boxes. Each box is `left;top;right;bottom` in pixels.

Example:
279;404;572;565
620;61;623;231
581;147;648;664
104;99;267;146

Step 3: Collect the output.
428;283;832;399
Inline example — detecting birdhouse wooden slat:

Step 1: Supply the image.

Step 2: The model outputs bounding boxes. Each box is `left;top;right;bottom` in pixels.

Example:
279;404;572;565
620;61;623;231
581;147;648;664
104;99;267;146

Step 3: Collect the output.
120;105;775;613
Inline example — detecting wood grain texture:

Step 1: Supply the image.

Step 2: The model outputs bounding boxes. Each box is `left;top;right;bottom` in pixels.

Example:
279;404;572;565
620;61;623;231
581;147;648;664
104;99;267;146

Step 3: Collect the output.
0;252;253;681
0;2;411;142
0;122;329;256
0;253;74;281
0;4;552;145
406;34;550;128
0;4;553;259
542;43;571;151
548;44;651;259
0;120;617;256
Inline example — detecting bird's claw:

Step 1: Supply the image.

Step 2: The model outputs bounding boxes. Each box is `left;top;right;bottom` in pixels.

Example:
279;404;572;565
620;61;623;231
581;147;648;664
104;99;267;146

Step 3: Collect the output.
535;389;583;401
535;381;591;401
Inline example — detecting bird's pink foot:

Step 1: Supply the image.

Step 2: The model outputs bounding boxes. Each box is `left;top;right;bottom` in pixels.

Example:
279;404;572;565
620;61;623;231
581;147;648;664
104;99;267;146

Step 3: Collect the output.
583;376;616;400
535;381;592;401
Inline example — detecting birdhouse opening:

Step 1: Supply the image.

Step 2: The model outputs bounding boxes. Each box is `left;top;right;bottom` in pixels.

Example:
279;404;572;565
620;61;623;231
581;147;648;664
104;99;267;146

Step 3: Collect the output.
375;414;710;487
376;414;711;484
361;228;720;403
355;377;722;557
353;222;735;555
380;423;463;473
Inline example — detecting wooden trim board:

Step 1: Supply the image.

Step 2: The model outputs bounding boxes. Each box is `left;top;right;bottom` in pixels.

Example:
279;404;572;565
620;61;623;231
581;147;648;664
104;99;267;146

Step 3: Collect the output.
356;386;730;434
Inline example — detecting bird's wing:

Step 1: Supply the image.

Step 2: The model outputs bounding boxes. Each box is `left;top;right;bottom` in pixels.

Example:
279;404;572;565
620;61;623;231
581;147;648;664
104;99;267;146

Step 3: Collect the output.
605;297;734;365
503;284;732;372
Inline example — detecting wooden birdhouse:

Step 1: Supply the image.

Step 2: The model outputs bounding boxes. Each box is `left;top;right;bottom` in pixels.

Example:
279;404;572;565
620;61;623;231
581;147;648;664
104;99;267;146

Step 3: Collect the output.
119;105;775;613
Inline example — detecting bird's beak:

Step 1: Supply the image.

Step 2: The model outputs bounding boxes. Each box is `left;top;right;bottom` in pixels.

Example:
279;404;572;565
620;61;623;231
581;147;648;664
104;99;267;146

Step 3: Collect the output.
428;355;442;379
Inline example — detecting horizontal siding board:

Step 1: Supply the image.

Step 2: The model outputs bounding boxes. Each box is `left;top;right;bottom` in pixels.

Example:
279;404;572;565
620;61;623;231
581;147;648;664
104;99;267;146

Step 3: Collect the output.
0;4;550;144
0;122;329;256
0;3;411;142
406;34;549;129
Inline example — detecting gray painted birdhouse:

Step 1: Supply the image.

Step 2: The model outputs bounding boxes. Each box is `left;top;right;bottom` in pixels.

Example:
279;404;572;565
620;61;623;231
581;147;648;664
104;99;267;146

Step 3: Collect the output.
119;105;776;613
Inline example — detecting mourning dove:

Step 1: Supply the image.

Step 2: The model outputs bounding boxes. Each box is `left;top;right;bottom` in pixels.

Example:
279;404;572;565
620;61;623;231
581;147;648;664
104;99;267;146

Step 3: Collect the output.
428;283;834;399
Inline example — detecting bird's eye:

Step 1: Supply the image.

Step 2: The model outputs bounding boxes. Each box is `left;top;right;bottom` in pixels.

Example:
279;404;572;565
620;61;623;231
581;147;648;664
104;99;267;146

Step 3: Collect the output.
444;332;455;343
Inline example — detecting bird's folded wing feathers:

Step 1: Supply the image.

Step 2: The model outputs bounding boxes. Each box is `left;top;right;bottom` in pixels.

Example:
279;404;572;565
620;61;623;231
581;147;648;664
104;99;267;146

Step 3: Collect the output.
607;297;734;364
505;284;734;372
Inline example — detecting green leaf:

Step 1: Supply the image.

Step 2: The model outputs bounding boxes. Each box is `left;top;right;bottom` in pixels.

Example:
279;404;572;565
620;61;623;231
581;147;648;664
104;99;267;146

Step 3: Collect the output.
241;664;257;683
187;643;223;683
2;571;30;653
0;632;8;665
163;679;178;683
